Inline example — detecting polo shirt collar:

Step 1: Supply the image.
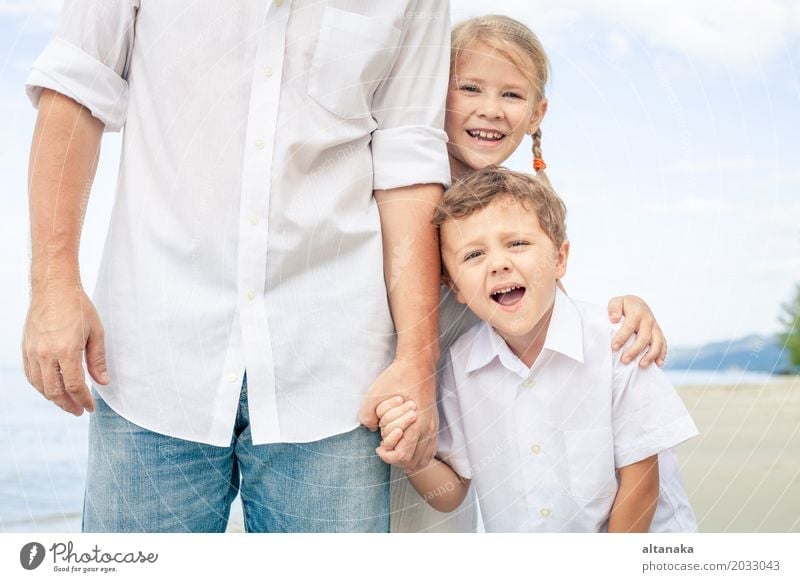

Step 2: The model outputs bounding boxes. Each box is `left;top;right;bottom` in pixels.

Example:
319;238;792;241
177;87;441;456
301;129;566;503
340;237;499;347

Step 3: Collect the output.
464;287;585;376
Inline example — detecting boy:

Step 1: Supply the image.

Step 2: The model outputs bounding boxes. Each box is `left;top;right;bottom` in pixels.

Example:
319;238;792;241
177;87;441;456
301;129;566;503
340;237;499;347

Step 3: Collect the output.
377;166;698;532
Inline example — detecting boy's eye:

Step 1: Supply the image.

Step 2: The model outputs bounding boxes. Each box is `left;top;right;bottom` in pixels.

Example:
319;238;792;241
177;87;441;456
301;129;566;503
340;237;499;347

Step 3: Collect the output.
502;91;523;99
509;240;529;248
460;84;480;93
463;250;483;262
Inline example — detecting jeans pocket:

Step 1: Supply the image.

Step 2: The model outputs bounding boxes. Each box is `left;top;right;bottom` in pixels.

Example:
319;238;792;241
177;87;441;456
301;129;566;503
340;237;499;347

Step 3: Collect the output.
564;427;618;500
308;7;401;119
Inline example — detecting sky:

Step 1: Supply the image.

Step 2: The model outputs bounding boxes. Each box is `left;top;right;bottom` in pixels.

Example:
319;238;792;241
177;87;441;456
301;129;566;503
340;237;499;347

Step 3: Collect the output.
1;0;799;368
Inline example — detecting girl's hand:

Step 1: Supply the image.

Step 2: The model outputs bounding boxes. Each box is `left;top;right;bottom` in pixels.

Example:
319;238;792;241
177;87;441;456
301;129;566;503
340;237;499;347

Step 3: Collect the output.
607;295;667;368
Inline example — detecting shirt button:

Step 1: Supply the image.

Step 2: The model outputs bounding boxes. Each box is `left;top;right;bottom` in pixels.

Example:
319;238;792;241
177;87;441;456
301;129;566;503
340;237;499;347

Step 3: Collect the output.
523;378;535;388
246;290;256;301
540;508;551;518
248;214;258;225
530;444;541;455
275;0;284;7
263;66;273;77
255;139;265;150
227;373;237;383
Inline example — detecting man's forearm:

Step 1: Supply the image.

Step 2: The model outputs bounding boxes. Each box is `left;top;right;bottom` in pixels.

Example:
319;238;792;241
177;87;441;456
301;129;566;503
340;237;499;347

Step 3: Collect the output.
29;89;103;291
374;183;443;366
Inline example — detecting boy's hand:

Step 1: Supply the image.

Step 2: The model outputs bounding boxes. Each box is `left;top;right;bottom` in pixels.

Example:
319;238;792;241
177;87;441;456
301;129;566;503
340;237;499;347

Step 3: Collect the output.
359;358;438;472
608;295;667;368
376;396;417;448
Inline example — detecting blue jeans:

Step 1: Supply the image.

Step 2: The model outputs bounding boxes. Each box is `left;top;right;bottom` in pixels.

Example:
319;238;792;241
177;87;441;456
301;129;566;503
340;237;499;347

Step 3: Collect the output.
82;378;389;532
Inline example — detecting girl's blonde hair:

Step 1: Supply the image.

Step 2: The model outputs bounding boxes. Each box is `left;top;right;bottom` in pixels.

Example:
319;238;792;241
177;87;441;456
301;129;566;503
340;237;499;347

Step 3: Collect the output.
451;15;552;186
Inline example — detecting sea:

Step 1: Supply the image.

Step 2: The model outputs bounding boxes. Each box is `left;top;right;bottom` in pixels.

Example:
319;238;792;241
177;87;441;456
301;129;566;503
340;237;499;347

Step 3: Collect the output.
0;366;783;533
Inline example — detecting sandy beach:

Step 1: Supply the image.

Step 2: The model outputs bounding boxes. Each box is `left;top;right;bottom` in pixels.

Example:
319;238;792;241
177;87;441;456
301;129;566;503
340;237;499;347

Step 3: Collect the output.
676;377;800;532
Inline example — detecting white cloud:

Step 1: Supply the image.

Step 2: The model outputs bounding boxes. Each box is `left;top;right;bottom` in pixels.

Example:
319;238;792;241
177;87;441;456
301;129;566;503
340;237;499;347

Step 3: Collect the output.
451;0;800;69
598;0;800;69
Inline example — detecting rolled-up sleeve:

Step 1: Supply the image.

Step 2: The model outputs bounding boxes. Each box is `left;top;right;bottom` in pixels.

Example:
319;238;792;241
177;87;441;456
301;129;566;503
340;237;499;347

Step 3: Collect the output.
371;1;451;190
25;0;138;132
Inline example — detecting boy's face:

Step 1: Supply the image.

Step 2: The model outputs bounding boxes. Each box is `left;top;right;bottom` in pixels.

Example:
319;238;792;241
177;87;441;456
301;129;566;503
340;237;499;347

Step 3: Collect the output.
441;196;569;345
446;41;547;177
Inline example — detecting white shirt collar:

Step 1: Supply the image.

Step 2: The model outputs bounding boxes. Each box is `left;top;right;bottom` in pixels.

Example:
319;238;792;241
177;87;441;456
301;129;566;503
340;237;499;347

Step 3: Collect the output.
465;287;585;377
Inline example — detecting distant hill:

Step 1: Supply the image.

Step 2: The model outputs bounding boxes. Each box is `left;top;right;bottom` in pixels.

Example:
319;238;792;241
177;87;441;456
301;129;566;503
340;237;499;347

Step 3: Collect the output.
664;334;795;373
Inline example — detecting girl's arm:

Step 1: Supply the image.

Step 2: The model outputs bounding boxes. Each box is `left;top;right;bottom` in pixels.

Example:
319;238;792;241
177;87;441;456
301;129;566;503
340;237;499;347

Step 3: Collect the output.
608;296;667;368
608;455;659;533
407;458;471;513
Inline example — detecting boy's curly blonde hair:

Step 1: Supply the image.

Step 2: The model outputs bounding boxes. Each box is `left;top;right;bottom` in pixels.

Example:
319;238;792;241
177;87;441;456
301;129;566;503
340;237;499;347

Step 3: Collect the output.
433;166;567;249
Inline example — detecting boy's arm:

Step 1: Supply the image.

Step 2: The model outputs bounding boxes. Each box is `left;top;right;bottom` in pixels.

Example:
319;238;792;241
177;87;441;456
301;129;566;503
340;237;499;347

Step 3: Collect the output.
375;397;469;512
407;459;470;513
607;455;659;533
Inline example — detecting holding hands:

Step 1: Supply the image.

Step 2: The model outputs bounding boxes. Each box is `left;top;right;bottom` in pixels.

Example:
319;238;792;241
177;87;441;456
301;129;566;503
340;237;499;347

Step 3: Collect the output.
373;395;421;471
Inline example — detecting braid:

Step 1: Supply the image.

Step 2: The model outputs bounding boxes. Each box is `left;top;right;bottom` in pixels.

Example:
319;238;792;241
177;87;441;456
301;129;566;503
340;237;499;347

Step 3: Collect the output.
531;129;552;188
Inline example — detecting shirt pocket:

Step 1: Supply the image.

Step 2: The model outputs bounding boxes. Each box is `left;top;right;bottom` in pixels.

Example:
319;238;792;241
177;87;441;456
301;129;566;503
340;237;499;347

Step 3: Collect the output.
564;427;618;500
308;7;401;119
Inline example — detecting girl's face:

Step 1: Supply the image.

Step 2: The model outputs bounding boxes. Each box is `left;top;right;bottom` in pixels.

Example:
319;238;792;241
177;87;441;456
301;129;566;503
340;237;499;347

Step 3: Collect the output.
445;41;547;178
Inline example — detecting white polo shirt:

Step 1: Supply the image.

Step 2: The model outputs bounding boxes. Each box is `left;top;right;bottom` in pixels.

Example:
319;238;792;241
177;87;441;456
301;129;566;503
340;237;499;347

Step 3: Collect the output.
25;0;451;446
438;288;699;532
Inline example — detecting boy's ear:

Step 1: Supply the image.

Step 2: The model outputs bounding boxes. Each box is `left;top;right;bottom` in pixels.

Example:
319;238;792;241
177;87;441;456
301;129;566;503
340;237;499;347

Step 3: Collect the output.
442;272;466;304
555;239;569;280
528;97;548;135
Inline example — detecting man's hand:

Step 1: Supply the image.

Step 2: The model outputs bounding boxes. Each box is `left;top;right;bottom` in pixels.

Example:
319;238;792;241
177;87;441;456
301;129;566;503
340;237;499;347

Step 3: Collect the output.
23;282;108;416
608;295;667;368
358;358;438;472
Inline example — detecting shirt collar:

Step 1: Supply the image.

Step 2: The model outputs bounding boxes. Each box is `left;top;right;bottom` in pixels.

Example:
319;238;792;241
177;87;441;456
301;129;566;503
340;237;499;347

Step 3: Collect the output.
464;287;585;376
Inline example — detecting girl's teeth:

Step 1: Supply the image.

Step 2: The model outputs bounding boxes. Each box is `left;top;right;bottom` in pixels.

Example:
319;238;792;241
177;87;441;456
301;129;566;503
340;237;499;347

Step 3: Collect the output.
470;130;503;140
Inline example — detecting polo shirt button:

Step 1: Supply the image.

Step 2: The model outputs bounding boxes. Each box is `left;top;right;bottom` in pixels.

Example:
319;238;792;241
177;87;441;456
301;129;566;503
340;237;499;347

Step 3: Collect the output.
248;214;258;225
255;139;265;150
246;290;256;300
275;0;284;7
263;66;273;77
540;508;551;518
530;444;541;455
523;378;535;388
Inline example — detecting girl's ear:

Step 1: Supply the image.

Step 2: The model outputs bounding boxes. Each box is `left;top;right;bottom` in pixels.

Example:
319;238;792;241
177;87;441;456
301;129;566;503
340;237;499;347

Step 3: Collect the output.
555;239;570;280
528;97;548;135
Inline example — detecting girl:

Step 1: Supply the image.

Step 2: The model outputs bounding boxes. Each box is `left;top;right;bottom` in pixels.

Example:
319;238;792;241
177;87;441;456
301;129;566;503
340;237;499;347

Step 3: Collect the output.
388;14;669;532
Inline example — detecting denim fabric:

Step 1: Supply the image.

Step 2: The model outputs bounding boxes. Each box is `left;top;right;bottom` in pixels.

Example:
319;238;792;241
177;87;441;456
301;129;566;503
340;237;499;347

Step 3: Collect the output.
82;378;389;532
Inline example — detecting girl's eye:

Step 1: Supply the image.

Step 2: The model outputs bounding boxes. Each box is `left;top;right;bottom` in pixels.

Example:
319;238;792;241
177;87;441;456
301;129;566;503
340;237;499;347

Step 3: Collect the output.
464;250;483;261
502;91;523;99
509;240;529;248
460;84;480;93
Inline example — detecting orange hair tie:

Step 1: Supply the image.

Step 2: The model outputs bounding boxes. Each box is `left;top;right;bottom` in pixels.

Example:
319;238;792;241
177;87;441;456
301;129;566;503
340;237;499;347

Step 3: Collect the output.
533;158;547;172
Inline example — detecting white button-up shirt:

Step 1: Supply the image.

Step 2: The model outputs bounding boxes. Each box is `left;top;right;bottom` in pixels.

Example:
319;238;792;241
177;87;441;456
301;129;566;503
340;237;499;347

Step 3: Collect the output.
26;0;451;446
438;288;699;532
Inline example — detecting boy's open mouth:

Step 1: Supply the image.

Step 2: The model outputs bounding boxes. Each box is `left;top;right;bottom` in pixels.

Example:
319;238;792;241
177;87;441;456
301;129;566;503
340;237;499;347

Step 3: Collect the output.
467;129;505;142
490;285;526;306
